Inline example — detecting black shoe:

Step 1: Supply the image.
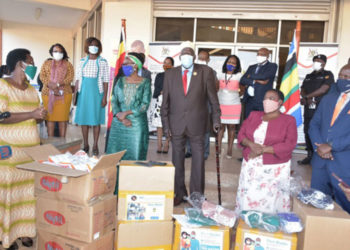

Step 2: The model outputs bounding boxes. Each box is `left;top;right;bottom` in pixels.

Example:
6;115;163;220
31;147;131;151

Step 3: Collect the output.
174;196;187;206
21;237;33;248
7;242;19;250
82;145;89;154
185;152;192;158
298;156;311;165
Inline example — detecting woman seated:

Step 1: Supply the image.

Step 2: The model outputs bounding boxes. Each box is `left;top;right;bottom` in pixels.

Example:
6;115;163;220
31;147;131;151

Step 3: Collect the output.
106;54;151;160
236;89;297;213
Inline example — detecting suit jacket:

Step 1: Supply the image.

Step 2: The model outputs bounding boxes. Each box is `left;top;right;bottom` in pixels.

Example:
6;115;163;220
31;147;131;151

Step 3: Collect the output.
240;61;277;106
161;64;221;136
309;89;350;178
238;111;297;164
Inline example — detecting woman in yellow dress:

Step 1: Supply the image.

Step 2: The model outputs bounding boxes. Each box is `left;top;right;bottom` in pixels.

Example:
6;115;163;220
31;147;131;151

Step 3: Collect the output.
40;43;74;137
0;49;47;249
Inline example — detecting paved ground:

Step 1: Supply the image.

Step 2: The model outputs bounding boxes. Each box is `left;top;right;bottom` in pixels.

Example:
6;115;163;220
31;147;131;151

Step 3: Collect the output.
6;124;310;250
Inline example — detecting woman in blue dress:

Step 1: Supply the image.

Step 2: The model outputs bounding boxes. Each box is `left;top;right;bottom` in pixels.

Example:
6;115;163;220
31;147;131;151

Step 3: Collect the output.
74;37;109;156
106;54;151;160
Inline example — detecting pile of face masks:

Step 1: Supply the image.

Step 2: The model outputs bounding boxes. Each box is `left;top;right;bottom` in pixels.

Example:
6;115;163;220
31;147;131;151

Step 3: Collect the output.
297;188;334;210
40;150;99;172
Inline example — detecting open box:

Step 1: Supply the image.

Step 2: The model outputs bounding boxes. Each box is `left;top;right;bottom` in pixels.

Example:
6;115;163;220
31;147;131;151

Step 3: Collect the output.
17;144;125;205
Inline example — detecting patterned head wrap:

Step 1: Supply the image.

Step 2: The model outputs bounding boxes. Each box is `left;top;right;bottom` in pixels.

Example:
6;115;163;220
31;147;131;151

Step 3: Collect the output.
127;54;143;70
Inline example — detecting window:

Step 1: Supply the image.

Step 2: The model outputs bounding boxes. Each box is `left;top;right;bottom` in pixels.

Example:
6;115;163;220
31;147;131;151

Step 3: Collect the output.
280;21;324;44
156;18;194;41
196;19;235;42
237;20;278;43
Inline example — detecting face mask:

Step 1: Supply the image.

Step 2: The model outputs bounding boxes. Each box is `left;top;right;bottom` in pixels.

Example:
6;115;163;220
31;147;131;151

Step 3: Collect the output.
22;62;37;80
336;79;350;93
226;64;236;72
263;99;280;113
88;46;99;55
313;61;322;71
53;52;64;61
257;55;267;64
180;55;194;69
196;60;207;65
163;65;172;71
122;65;134;77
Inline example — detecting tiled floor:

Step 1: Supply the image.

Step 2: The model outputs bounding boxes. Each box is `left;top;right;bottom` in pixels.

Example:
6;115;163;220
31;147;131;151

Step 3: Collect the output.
7;124;310;250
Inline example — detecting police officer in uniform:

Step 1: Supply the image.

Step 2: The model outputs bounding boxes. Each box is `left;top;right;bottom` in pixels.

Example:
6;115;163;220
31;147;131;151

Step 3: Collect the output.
298;54;334;165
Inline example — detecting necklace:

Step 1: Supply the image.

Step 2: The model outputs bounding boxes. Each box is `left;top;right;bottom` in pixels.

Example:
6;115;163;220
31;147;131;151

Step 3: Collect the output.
225;73;234;86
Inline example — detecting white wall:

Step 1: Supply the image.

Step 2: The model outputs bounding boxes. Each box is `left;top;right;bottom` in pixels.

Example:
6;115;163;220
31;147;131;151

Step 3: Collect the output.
2;21;73;81
337;0;350;71
100;0;152;66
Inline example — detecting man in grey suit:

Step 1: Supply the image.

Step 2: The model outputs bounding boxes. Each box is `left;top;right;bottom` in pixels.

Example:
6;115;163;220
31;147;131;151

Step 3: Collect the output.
161;42;221;206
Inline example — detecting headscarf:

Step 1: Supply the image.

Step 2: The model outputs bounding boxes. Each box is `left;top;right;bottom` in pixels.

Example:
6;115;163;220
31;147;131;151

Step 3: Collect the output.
128;54;143;70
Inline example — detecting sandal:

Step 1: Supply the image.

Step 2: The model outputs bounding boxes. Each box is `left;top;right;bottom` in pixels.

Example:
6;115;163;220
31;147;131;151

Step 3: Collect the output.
21;237;33;248
92;147;99;156
82;145;89;154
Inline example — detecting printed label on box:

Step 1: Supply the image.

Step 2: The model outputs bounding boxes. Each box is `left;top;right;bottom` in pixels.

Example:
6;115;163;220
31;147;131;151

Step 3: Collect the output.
126;194;165;220
180;227;224;250
44;211;65;226
40;176;62;192
45;241;63;250
243;232;291;250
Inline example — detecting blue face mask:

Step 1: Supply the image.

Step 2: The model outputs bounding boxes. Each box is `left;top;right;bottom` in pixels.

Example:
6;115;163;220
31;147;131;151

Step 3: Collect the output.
226;64;236;72
180;55;194;69
122;65;134;77
336;79;350;93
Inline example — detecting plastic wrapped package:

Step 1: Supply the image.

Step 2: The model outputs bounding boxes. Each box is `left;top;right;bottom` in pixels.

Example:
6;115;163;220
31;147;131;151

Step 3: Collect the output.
201;200;237;227
240;210;280;233
289;175;308;197
297;188;334;210
184;208;217;226
278;213;303;233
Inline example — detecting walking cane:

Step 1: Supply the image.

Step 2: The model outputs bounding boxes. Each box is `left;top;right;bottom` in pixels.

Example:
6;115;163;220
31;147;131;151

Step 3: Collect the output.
215;133;222;205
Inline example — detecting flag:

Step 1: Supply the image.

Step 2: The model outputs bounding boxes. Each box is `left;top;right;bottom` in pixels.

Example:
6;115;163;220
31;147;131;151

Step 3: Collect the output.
280;30;302;127
105;19;126;152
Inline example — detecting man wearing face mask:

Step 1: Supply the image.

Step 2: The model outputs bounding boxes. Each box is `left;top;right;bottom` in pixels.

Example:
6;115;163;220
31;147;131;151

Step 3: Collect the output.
309;64;350;213
298;54;334;165
185;50;218;160
161;42;221;206
240;48;277;119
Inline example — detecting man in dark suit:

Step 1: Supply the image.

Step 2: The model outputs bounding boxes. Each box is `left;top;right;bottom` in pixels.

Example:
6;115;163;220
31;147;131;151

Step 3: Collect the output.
240;48;277;119
161;42;221;206
309;64;350;213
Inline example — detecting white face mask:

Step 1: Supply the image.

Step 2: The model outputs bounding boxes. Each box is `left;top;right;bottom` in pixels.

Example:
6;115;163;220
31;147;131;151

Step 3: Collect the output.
313;61;322;71
196;59;207;65
181;55;194;69
88;45;99;55
257;55;267;64
53;52;64;61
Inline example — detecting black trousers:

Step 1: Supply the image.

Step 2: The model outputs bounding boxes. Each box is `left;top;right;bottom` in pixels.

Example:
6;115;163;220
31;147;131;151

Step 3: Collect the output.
303;108;316;156
171;131;205;198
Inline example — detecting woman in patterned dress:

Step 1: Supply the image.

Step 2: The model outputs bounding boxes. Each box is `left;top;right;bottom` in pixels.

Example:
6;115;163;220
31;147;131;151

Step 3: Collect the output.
236;89;297;214
74;37;109;156
217;55;242;158
0;49;47;249
40;43;74;137
106;54;151;160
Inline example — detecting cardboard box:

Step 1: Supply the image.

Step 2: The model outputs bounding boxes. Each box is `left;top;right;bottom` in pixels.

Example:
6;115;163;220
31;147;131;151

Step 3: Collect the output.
235;219;297;250
293;197;350;250
36;194;116;243
37;230;114;250
17;144;125;205
173;218;230;250
118;161;175;221
115;221;173;249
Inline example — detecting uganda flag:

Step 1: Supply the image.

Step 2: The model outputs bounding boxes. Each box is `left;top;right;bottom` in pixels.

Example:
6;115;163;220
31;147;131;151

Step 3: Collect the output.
105;19;126;152
280;31;302;127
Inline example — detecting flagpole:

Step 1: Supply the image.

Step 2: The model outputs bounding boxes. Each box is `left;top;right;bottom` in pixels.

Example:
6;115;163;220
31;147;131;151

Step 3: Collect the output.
296;21;301;60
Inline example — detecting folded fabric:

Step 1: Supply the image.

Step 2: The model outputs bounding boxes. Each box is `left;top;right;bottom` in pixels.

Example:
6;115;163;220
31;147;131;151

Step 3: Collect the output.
278;212;303;233
241;210;280;233
297;188;334;210
202;200;237;227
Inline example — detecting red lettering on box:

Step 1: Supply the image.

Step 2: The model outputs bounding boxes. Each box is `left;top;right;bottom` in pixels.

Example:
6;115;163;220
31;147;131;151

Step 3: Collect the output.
40;176;62;192
44;211;65;226
45;241;63;250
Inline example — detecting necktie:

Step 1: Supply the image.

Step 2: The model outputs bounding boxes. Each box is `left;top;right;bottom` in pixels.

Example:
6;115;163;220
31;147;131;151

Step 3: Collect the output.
255;65;261;74
182;69;188;95
330;93;347;126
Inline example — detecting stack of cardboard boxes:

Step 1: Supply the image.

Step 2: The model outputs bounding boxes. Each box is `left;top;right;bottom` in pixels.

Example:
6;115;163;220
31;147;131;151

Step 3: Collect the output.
115;161;175;249
18;144;125;250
